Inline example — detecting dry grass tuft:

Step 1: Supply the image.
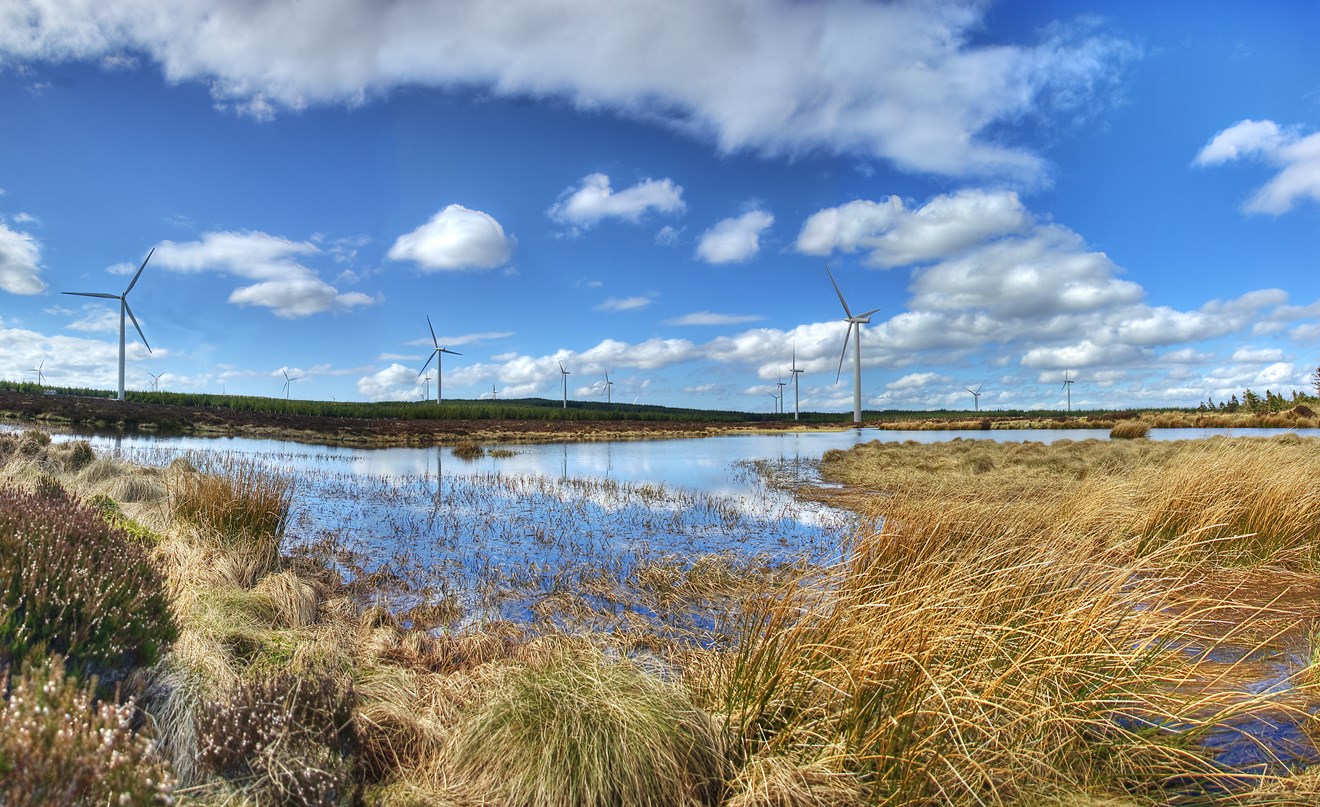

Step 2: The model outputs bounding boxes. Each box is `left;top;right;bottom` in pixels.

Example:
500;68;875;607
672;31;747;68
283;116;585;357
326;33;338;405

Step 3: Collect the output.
1109;419;1151;439
449;647;728;806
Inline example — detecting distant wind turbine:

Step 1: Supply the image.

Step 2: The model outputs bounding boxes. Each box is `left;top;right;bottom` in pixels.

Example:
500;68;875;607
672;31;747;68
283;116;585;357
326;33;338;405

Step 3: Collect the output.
789;343;804;421
559;362;570;409
63;248;154;401
828;268;881;426
963;383;983;412
775;374;787;415
1061;370;1075;413
148;371;162;392
281;369;301;400
422;372;431;402
605;370;614;404
418;316;461;404
767;389;781;414
30;360;45;389
491;382;498;400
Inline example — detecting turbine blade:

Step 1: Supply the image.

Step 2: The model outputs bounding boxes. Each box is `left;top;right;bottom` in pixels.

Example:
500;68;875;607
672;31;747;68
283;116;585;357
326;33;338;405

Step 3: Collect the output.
826;267;854;318
559;362;566;374
963;387;974;394
857;306;882;320
442;348;463;356
124;247;154;295
426;315;439;348
283;369;290;381
418;350;437;376
835;323;854;383
123;300;151;352
63;291;118;299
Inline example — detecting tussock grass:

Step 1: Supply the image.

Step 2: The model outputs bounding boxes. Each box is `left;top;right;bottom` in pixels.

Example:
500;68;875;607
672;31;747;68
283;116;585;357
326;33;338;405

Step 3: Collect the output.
449;647;728;807
168;456;293;587
1110;419;1151;439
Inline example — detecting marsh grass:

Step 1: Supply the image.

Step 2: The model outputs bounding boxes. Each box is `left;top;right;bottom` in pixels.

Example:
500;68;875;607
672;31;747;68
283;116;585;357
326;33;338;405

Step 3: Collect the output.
449;647;728;807
169;455;294;586
1110;419;1151;439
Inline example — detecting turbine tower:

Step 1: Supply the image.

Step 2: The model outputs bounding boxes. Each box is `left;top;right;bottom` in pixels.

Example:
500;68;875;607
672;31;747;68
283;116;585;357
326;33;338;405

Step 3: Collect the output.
828;268;881;426
963;383;983;412
559;362;570;408
789;344;804;421
418;316;461;404
63;248;154;401
1061;370;1075;413
775;374;787;415
30;360;45;389
281;369;301;400
605;370;614;404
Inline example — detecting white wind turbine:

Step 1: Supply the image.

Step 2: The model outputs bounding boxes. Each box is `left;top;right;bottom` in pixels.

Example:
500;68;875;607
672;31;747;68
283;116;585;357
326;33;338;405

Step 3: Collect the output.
963;383;983;412
605;370;614;404
767;389;781;414
30;360;45;389
828;268;881;425
775;374;787;415
281;369;301;400
148;371;162;392
422;373;432;402
490;382;498;400
789;343;804;421
559;362;571;408
418;316;461;404
1061;370;1075;413
63;248;154;401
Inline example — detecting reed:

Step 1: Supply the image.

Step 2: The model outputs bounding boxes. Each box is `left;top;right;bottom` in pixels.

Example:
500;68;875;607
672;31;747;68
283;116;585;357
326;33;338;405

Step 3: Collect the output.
1109;419;1151;439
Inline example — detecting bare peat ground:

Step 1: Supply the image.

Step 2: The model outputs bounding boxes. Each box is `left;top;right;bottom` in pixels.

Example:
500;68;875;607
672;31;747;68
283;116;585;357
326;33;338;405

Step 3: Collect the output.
0;389;842;446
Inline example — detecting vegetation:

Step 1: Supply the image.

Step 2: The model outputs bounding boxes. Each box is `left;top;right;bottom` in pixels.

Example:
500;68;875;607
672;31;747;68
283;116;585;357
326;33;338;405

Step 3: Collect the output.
0;476;175;684
0;656;174;806
5;424;1320;803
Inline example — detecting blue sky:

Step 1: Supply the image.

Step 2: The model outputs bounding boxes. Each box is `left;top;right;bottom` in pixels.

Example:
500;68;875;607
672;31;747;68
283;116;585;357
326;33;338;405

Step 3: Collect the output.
0;1;1317;412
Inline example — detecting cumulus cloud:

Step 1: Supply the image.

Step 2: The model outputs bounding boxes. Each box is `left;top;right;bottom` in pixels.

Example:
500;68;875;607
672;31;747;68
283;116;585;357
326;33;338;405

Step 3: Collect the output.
796;189;1031;267
0;1;1135;181
1195;120;1320;213
695;210;773;264
0;222;46;294
356;363;423;401
154;230;374;318
665;311;764;326
547;174;685;229
388;205;514;270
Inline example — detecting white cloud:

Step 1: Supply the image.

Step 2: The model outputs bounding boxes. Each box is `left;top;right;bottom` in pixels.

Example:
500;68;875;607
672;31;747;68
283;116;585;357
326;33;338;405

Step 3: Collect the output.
548;174;685;229
0;222;46;294
0;1;1135;181
665;311;764;326
654;225;682;246
1230;346;1284;363
1195;120;1320;214
388;204;514;271
595;295;653;312
154;230;374;318
796;189;1031;267
436;331;514;346
356;363;423;402
886;372;945;391
695;210;773;264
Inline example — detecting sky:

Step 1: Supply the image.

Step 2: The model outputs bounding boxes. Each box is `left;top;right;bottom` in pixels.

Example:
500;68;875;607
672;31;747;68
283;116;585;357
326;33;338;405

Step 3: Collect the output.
0;1;1317;413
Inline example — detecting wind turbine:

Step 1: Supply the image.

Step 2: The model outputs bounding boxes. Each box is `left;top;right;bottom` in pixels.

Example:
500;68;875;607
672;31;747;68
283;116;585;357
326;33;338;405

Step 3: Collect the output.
775;374;787;415
559;362;570;408
148;371;162;392
418;316;461;404
63;247;154;401
789;343;804;421
605;370;614;404
29;360;45;389
963;383;983;412
828;267;881;426
767;389;781;414
281;369;301;400
490;382;498;400
1061;370;1075;413
422;373;432;402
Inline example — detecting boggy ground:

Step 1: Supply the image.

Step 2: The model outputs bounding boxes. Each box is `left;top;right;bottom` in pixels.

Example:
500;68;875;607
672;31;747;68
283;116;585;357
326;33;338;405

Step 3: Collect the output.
0;389;833;446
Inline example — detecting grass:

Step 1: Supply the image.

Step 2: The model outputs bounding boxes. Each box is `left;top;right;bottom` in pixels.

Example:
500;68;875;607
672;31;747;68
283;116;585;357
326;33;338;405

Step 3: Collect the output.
6;426;1320;804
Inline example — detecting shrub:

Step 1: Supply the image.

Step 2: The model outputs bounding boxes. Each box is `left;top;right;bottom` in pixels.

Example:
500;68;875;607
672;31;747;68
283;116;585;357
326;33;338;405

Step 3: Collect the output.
0;656;175;805
449;649;727;806
196;672;359;807
0;486;176;683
